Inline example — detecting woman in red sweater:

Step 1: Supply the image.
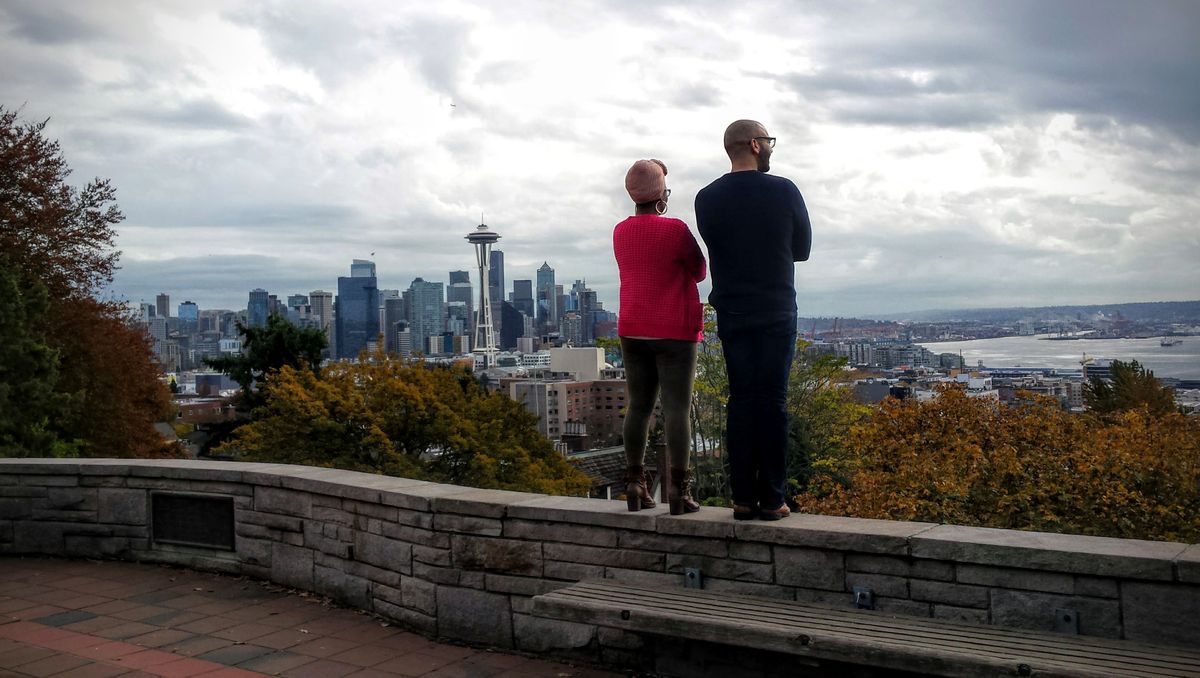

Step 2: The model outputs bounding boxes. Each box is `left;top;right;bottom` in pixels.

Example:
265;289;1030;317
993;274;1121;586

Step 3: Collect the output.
613;159;707;515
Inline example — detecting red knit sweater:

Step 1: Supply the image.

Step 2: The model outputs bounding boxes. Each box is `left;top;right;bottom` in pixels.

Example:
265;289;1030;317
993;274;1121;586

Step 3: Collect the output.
613;214;707;341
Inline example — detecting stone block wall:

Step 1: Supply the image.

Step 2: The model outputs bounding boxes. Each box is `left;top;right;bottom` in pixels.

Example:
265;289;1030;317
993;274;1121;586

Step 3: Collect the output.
2;459;1198;661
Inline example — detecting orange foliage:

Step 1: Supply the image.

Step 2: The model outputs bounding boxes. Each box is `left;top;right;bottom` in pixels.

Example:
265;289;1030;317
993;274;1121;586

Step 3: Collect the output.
50;298;180;459
796;387;1200;542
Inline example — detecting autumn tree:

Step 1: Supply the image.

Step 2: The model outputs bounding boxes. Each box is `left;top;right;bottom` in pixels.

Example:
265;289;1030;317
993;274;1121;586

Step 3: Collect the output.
205;314;327;411
0;106;174;458
217;348;591;495
796;386;1200;542
1084;359;1176;417
48;297;180;458
0;109;121;301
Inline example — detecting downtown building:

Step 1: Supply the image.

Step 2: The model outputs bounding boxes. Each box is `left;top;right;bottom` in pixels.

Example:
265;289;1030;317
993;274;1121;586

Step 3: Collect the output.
501;347;627;447
335;264;380;361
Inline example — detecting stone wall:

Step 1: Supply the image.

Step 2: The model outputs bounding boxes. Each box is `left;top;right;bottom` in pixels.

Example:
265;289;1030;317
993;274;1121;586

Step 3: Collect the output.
2;459;1198;662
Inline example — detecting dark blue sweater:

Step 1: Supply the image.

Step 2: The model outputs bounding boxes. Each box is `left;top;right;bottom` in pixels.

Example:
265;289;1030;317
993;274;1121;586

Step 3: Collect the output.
694;171;812;313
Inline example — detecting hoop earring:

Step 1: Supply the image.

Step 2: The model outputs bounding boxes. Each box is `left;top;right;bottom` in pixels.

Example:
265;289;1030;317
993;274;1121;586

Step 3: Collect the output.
655;200;667;215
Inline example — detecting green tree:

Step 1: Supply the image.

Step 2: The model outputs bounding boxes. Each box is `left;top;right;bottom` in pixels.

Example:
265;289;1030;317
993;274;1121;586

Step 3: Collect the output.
205;314;327;411
1084;359;1176;416
787;348;870;496
0;259;78;456
689;306;730;503
686;308;868;505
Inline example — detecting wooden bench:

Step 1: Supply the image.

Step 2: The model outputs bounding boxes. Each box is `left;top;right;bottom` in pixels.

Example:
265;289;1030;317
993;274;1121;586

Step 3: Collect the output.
532;580;1200;678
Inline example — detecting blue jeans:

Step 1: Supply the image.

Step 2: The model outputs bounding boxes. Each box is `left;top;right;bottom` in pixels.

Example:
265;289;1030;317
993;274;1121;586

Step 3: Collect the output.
717;310;797;509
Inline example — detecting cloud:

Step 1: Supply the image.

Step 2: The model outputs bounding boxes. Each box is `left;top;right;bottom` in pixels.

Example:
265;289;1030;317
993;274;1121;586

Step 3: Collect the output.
0;1;103;45
131;98;254;130
785;1;1200;142
3;1;1196;320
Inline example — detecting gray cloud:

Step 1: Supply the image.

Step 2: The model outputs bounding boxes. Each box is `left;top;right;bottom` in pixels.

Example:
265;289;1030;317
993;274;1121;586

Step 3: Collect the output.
0;1;102;44
6;1;1197;319
131;98;254;130
386;16;474;98
781;1;1200;141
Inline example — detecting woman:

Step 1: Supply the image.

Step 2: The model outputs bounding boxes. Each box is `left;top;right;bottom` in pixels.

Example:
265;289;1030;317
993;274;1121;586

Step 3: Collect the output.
613;159;707;514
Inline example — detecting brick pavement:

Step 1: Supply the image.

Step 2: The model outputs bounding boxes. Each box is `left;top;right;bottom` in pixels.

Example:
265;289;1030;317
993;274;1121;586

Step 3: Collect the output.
0;557;624;678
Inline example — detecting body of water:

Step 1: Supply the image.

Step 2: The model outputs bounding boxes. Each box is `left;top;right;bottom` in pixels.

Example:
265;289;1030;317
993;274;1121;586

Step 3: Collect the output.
916;335;1200;380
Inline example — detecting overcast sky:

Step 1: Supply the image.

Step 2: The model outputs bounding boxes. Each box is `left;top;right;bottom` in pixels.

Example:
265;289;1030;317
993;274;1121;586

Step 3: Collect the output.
4;0;1198;318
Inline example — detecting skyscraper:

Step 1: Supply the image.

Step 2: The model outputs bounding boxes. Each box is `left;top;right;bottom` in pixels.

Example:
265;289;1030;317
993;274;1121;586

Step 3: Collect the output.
178;301;198;337
447;270;473;333
155;293;170;319
335;271;380;360
178;301;199;325
573;280;598;344
499;301;524;350
286;294;309;325
309;290;333;333
536;262;556;330
378;288;400;340
488;250;504;307
247;289;269;327
512;279;534;318
383;297;407;354
407;278;444;356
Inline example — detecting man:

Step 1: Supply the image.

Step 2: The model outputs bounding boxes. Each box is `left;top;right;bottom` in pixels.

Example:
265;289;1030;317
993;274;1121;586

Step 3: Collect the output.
695;119;812;521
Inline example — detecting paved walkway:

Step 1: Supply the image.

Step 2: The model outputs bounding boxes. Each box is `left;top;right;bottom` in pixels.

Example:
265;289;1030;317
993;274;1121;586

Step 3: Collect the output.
0;557;623;678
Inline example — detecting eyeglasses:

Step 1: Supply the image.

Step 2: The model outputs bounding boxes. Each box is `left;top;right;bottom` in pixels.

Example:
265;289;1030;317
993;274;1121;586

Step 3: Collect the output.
753;136;776;148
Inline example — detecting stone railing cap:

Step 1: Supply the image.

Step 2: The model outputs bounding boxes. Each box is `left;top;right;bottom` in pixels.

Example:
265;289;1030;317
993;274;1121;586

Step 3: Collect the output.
911;524;1189;581
737;514;937;555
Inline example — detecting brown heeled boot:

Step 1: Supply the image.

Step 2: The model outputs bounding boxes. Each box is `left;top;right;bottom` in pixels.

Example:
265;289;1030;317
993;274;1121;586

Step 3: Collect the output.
668;467;700;515
626;465;656;511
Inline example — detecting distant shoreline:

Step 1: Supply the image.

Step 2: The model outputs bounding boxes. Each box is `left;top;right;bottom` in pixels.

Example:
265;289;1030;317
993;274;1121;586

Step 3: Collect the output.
920;333;1195;345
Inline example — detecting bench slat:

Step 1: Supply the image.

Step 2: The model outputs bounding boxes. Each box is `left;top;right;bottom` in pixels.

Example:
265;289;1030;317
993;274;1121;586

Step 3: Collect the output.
533;581;1200;678
552;582;1200;673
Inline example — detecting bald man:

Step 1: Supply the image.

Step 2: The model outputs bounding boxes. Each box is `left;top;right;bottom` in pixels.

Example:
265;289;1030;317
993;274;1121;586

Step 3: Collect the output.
695;119;812;521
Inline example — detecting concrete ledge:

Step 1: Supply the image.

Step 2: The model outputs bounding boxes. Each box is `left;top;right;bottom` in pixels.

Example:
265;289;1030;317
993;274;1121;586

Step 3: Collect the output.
737;514;937;555
2;458;1198;651
911;525;1187;580
1179;544;1200;584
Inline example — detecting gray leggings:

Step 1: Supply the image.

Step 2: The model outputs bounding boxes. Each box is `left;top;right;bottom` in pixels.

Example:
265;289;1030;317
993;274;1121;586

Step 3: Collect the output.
620;338;699;470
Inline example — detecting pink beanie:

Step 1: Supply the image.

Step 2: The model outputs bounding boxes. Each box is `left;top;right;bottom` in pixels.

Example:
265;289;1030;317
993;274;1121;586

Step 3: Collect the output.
625;159;667;204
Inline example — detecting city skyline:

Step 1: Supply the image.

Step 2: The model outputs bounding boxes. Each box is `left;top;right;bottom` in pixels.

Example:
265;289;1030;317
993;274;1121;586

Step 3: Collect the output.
3;1;1198;317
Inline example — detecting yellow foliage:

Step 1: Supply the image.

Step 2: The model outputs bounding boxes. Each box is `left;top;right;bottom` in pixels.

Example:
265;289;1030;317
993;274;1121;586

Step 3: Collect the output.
216;347;590;496
796;387;1200;542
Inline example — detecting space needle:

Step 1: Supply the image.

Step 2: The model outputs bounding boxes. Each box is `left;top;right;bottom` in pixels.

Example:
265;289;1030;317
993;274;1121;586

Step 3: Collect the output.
466;220;500;370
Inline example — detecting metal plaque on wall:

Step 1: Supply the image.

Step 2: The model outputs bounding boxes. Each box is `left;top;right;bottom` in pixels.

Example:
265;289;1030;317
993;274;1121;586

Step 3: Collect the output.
151;492;235;550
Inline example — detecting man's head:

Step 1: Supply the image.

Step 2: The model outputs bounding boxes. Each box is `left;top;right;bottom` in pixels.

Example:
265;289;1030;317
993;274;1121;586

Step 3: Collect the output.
723;119;774;172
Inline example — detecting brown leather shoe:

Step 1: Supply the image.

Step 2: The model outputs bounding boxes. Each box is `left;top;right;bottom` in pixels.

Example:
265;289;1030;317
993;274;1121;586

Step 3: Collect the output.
625;465;656;511
668;467;700;515
759;502;791;521
732;503;759;521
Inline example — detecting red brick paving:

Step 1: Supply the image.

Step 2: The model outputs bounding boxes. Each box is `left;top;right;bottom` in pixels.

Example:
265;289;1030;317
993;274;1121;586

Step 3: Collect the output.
0;557;621;677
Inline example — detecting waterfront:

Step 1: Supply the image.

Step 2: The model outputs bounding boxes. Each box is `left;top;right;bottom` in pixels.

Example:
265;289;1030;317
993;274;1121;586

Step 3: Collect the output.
917;335;1200;380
